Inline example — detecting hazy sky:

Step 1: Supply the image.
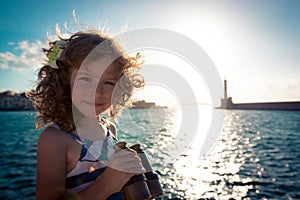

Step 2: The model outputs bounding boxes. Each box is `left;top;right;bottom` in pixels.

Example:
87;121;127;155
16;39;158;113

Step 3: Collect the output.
1;0;300;104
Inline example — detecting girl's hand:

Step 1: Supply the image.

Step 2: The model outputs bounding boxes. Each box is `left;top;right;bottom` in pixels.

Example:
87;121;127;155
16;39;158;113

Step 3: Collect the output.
77;149;146;199
108;148;146;174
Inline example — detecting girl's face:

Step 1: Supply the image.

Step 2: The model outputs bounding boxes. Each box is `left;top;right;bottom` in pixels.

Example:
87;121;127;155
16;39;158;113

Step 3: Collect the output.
70;55;120;118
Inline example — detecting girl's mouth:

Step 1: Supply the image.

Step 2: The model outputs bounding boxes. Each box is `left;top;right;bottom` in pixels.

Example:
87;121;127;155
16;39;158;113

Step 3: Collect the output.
84;101;103;106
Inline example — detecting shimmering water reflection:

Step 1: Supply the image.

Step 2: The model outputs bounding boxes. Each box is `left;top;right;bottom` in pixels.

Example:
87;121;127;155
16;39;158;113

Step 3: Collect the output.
151;110;300;199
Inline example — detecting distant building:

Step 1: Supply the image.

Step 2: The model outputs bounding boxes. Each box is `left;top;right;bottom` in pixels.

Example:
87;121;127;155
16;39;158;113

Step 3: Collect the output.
0;91;34;111
131;100;167;109
131;100;156;109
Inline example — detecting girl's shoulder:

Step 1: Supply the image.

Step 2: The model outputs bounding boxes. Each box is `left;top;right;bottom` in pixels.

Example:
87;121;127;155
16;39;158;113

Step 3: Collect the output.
38;126;75;152
39;125;69;139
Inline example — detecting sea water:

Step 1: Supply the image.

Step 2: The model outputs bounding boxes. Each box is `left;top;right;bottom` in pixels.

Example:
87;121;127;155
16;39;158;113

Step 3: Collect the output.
0;108;299;199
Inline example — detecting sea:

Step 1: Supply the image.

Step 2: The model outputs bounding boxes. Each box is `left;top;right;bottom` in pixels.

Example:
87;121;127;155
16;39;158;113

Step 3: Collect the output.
0;107;300;200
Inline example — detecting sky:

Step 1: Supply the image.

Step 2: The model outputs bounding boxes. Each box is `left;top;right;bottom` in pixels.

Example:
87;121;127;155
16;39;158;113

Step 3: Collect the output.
1;0;300;105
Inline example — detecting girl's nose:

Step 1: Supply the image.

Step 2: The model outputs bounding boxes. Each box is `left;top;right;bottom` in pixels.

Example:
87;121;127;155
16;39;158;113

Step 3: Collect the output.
95;84;104;96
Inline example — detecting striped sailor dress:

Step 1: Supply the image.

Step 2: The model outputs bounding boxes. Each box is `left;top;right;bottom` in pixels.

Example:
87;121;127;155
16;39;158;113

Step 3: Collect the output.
59;123;124;199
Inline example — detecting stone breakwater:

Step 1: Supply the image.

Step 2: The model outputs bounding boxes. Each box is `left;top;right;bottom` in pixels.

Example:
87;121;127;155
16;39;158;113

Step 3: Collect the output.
221;97;300;111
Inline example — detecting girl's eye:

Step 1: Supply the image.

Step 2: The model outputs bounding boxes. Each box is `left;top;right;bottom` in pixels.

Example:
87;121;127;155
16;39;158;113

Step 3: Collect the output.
104;81;115;86
79;77;91;82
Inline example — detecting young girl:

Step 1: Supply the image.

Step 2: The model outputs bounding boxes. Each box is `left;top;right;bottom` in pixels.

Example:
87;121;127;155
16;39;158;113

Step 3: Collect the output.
27;29;146;199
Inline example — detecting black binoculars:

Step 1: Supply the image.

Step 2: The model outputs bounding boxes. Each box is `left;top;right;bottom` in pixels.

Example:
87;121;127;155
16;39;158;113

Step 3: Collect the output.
114;142;164;200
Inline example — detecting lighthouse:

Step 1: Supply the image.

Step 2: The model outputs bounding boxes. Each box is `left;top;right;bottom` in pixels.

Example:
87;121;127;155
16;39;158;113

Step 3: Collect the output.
221;79;228;108
224;79;228;106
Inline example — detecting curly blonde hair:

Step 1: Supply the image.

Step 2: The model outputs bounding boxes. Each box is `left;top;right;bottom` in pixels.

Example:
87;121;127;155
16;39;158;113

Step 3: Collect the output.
27;30;144;132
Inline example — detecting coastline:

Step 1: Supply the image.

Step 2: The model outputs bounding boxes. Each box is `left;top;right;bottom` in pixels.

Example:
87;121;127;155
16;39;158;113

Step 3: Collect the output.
0;109;35;111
